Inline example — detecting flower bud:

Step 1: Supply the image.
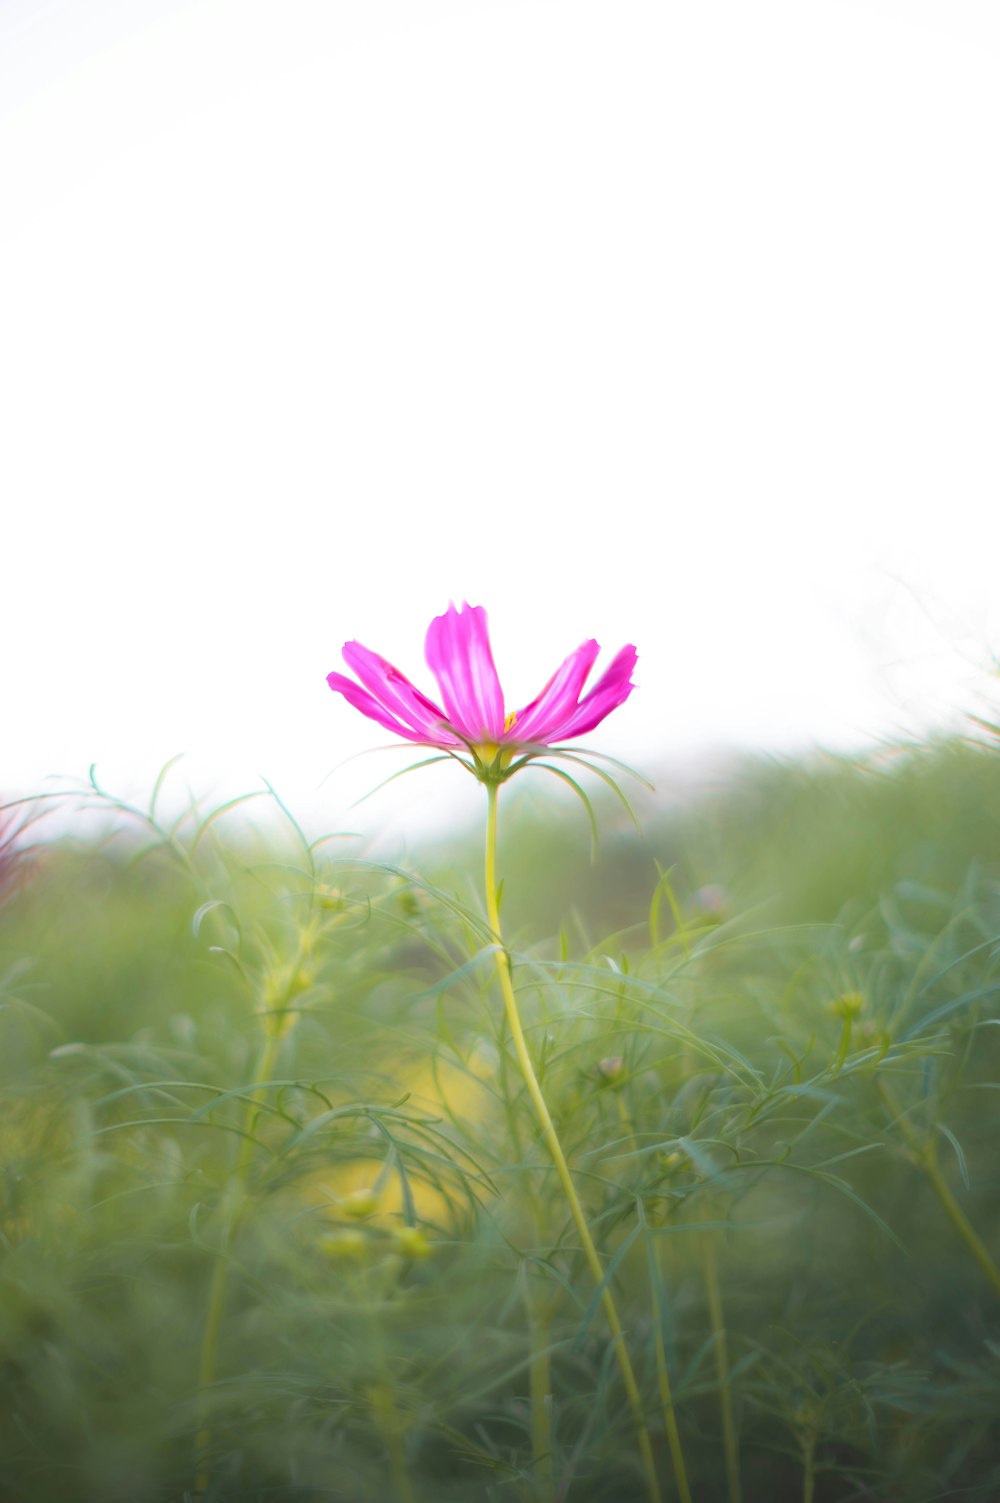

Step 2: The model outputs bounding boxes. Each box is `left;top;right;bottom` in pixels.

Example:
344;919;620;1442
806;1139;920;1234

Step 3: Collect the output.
829;991;865;1019
594;1056;626;1088
322;1228;367;1262
340;1187;380;1219
392;1225;432;1260
315;884;345;913
691;884;729;919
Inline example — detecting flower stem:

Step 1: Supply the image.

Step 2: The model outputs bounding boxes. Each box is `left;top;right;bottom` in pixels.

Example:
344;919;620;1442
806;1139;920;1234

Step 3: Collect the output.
649;1241;693;1503
369;1379;417;1503
702;1234;741;1503
878;1079;1000;1299
484;783;663;1503
498;1021;555;1497
616;1096;693;1503
359;1254;419;1503
832;1015;853;1074
526;1287;554;1500
801;1428;816;1503
193;1025;283;1497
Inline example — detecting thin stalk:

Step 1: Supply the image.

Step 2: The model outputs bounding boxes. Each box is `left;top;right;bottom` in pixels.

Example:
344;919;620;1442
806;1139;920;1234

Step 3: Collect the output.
193;1025;283;1496
702;1235;741;1503
621;1089;693;1503
614;1090;639;1162
360;1254;419;1503
369;1379;417;1503
527;1288;554;1500
498;993;556;1499
650;1240;693;1503
484;783;663;1503
920;1150;1000;1298
831;1015;852;1074
878;1079;1000;1298
801;1427;816;1503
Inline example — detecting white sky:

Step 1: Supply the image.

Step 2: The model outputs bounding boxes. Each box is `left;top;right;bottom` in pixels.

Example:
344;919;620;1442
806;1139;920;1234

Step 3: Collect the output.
2;0;999;843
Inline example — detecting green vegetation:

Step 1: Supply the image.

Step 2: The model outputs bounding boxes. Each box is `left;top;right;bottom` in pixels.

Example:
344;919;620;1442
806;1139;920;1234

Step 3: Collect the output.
2;739;1000;1501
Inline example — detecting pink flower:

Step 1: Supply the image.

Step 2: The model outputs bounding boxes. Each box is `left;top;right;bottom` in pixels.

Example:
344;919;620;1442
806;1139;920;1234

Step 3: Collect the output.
327;603;636;772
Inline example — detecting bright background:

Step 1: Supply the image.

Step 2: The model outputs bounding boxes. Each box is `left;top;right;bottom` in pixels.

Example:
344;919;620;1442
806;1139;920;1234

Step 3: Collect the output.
3;0;999;840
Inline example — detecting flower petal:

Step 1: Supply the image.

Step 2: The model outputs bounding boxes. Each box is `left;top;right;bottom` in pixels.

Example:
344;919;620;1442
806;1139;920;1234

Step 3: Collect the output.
508;640;601;743
549;645;638;740
341;641;458;744
326;672;429;743
425;603;505;742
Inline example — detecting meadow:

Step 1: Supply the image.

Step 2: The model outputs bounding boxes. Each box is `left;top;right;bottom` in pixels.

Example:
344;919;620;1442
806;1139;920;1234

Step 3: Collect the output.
2;737;999;1502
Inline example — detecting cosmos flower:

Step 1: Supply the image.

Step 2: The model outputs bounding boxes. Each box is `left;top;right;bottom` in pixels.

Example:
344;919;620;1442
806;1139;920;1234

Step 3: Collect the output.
326;602;636;774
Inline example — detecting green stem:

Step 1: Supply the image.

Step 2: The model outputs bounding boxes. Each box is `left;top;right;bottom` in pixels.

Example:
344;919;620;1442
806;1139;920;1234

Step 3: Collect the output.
497;993;556;1498
614;1090;640;1162
878;1079;1000;1299
370;1378;417;1503
702;1235;741;1503
484;783;663;1503
800;1430;818;1503
504;1043;556;1497
360;1253;419;1503
649;1239;693;1503
193;1025;283;1496
527;1288;554;1500
801;1428;816;1503
832;1015;852;1074
619;1096;692;1503
920;1150;1000;1298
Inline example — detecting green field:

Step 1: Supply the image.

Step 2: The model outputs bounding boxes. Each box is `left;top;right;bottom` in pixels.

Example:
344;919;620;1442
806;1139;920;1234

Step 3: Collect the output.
2;739;999;1501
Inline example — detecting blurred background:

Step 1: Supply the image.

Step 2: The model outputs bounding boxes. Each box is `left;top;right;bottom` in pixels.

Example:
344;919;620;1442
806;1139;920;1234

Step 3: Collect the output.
2;0;999;841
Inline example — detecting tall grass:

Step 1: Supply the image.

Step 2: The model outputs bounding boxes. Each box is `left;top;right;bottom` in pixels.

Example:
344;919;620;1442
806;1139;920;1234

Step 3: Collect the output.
1;740;999;1501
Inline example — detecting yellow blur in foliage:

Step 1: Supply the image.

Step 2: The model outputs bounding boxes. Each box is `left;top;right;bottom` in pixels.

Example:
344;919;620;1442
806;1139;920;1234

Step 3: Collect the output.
300;1049;495;1235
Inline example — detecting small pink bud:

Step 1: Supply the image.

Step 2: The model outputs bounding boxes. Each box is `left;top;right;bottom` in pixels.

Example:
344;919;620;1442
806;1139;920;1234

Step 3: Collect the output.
595;1056;626;1087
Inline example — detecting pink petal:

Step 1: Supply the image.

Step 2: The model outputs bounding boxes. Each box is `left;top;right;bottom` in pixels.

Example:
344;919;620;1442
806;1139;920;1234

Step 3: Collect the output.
425;602;505;742
548;645;638;741
341;641;458;744
508;640;601;743
326;672;430;743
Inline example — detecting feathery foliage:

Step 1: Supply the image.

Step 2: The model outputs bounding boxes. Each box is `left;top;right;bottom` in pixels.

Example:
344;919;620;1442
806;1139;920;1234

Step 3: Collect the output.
2;740;999;1501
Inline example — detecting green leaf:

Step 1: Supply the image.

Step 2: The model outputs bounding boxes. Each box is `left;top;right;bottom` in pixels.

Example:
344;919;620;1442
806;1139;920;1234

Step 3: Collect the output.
531;762;599;860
